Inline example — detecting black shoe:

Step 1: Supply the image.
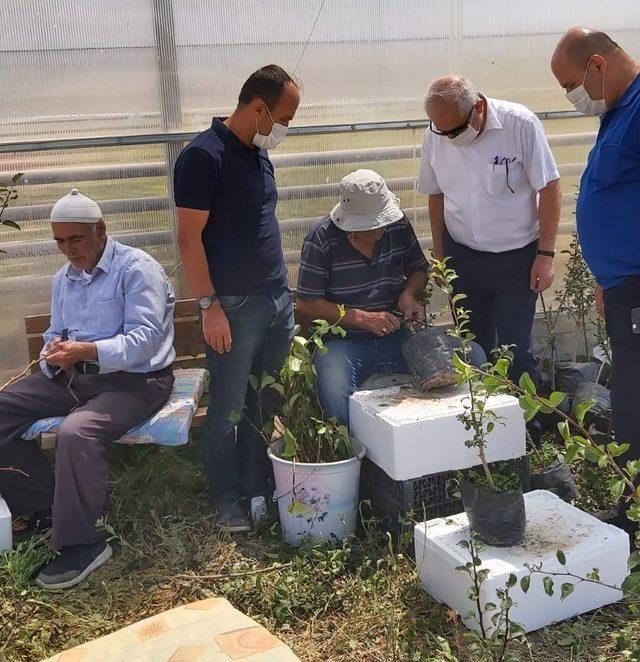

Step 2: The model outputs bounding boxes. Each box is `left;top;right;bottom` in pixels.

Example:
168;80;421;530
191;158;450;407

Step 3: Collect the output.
13;509;53;545
35;540;112;590
214;501;251;533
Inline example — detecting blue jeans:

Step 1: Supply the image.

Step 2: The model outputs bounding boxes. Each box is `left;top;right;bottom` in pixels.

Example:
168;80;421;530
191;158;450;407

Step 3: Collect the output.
201;290;295;504
315;326;486;427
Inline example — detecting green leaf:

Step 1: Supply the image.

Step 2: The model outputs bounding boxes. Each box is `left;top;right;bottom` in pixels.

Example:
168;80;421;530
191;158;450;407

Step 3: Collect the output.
607;442;630;458
520;575;530;593
608;478;626;502
519;372;537;395
560;583;574;600
563;444;580;464
558;421;571;442
556;549;567;566
584;446;603;463
287;356;303;372
506;573;517;588
248;374;259;391
543;576;554;596
574;399;595;424
628;550;640;570
1;219;20;230
483;602;497;612
228;410;243;425
548;391;567;408
622;572;640;595
495;358;510;377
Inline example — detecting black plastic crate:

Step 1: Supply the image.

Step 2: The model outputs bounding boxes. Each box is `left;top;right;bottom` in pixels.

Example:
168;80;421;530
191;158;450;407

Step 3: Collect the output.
360;456;529;525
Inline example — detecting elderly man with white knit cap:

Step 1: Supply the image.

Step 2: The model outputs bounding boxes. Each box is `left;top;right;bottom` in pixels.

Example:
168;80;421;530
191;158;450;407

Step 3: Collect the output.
0;189;175;589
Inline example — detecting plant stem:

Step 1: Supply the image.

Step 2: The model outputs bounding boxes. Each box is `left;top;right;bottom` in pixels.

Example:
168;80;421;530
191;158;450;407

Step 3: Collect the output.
469;536;487;640
477;366;636;495
0;358;40;393
174;562;293;581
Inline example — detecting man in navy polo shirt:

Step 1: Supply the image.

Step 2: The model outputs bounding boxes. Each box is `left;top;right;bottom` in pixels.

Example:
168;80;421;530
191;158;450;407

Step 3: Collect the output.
552;29;640;465
174;65;299;532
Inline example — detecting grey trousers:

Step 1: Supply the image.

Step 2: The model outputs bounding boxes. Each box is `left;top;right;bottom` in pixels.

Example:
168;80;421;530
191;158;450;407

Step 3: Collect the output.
0;368;173;549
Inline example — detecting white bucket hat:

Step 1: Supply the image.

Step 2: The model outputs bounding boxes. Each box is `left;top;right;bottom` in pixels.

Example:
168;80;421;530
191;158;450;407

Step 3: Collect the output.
50;188;102;223
330;169;403;232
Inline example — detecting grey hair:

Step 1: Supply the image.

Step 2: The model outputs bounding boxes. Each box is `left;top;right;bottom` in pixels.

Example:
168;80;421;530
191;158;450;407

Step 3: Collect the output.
425;76;478;116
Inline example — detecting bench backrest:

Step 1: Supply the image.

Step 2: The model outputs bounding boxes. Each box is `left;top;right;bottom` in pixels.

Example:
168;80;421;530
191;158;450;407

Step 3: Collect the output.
25;298;207;370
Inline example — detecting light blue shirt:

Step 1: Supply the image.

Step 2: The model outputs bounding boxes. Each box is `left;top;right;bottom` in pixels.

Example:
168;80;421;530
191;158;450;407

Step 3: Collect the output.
42;237;176;375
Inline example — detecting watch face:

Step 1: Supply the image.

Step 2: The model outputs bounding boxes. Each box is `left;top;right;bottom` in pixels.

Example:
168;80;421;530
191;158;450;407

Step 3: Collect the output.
198;296;212;310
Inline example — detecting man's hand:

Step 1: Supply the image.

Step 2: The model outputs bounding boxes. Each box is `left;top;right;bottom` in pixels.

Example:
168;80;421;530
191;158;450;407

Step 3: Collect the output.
362;311;401;337
530;255;554;293
202;303;232;353
398;291;426;322
595;284;605;317
45;341;96;371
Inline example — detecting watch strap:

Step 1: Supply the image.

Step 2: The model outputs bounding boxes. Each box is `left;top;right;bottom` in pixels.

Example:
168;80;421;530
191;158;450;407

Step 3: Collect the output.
537;249;555;258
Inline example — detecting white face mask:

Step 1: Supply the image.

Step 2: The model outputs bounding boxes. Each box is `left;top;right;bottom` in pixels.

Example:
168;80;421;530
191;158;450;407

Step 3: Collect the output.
449;108;480;147
566;61;607;116
252;106;288;149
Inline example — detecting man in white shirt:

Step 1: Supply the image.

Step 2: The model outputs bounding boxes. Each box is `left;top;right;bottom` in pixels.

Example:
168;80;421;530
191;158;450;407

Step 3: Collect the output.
418;76;561;380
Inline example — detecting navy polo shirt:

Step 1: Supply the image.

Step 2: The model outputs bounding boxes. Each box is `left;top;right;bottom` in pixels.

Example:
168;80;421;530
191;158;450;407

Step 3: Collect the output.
577;74;640;290
173;118;288;295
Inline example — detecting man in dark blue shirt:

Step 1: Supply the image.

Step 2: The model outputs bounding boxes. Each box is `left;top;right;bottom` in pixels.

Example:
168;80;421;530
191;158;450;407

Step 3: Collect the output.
174;65;299;532
552;29;640;469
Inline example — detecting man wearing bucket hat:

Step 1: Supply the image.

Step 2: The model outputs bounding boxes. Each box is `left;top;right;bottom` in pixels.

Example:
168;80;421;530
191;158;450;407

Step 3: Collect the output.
296;169;485;426
0;188;175;589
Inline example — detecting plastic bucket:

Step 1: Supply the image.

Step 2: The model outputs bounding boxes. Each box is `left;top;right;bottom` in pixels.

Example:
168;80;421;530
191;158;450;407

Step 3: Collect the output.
268;438;366;547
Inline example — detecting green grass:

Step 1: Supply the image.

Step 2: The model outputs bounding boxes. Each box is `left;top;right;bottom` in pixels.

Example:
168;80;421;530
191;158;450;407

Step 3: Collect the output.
1;441;639;661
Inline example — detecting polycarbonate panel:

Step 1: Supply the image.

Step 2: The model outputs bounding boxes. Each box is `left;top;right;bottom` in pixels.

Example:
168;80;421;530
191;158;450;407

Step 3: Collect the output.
1;0;639;139
0;144;179;378
1;0;639;378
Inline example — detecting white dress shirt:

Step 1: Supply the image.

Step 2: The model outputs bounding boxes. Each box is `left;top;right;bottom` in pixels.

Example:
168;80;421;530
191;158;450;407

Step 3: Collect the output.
418;97;560;253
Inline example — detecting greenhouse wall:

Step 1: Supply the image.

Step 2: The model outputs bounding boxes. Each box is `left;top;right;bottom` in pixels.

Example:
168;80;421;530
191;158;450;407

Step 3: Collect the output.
0;0;639;375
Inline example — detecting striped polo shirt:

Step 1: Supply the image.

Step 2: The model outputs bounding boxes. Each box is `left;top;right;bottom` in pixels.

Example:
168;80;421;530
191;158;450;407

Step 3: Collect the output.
297;216;428;336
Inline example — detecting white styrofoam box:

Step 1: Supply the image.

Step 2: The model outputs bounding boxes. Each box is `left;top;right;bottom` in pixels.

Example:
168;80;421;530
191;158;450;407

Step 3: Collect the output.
414;490;629;635
0;497;12;551
348;384;525;481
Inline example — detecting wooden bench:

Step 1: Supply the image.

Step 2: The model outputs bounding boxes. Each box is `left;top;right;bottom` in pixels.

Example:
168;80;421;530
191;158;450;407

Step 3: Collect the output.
24;298;209;449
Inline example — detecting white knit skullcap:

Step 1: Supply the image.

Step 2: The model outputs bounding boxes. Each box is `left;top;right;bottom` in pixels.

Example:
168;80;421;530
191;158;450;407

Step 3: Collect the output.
50;188;102;223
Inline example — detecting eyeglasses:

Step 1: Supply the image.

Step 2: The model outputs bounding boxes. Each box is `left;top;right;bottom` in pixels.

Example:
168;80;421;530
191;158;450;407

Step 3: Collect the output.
429;104;475;137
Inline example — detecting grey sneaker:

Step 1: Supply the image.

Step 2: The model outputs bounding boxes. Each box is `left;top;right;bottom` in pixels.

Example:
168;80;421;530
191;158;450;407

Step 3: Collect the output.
35;541;112;590
214;501;251;533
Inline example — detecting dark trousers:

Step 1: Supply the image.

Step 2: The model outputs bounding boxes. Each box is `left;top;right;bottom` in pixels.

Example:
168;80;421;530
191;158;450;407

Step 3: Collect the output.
443;231;538;382
0;368;173;549
201;290;295;505
604;276;640;462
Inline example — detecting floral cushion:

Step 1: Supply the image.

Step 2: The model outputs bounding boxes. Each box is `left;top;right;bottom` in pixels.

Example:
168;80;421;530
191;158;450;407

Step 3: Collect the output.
42;597;299;661
21;368;207;446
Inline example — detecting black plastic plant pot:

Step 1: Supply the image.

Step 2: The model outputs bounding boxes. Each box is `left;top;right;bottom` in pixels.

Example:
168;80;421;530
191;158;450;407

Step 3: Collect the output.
530;459;579;503
401;327;456;392
460;478;526;547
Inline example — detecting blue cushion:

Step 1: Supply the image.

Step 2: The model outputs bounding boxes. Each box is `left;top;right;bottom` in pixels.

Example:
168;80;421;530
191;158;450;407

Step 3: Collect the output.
21;368;207;446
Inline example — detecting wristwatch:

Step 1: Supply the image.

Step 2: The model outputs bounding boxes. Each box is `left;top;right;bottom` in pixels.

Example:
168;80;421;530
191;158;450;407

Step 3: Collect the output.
198;294;218;310
537;249;556;258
